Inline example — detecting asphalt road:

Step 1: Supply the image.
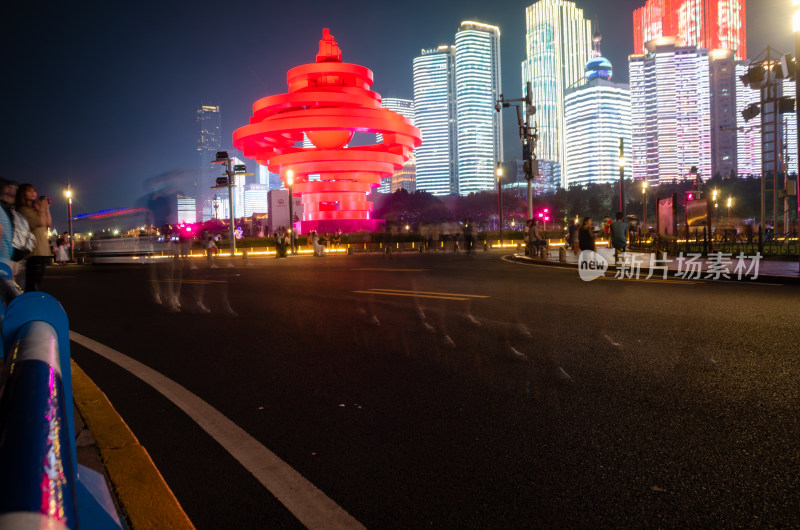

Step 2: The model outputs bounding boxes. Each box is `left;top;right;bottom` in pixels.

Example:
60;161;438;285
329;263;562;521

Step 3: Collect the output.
45;251;800;528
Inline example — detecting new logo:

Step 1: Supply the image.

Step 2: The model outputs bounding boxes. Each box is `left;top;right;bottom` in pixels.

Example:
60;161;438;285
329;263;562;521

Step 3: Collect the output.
578;250;608;281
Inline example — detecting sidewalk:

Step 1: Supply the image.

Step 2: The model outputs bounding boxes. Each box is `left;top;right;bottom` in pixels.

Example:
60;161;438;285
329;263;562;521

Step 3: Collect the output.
514;246;800;283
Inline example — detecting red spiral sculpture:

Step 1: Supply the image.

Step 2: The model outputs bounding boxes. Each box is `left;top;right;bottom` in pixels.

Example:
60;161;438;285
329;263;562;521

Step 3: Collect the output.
233;29;421;234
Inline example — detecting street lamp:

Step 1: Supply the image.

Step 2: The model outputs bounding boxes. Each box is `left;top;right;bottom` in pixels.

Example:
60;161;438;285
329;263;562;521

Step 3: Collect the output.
641;180;648;226
712;188;719;225
496;163;504;247
618;138;626;216
286;169;295;255
64;186;73;262
727;196;733;222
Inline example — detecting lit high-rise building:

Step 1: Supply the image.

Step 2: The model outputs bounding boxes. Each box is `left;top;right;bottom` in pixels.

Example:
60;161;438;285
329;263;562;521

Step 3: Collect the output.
377;99;415;144
413;46;457;195
243;183;269;217
735;64;798;179
629;38;712;184
735;62;761;177
378;98;417;194
196;104;222;221
564;32;631;187
633;0;746;59
176;195;196;224
522;0;593;188
454;21;503;194
709;49;737;178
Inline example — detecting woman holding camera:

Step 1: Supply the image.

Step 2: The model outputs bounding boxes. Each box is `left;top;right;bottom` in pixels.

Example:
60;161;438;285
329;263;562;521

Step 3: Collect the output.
16;184;52;291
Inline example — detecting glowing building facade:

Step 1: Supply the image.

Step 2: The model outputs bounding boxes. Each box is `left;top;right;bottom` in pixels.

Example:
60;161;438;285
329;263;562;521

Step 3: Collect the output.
454;21;503;194
633;0;746;60
413;46;457;195
629;39;712;184
522;0;593;188
709;49;737;178
564;75;631;187
196;104;222;221
735;62;798;179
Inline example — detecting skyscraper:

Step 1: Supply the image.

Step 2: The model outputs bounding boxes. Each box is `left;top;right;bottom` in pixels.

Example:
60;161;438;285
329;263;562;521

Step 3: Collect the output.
629;39;712;184
454;21;503;194
378;98;417;193
414;21;503;196
564;32;631;187
243;183;269;217
522;0;593;188
196;104;222;222
735;65;798;179
633;0;746;59
413;46;457;195
709;49;737;178
735;61;761;177
377;98;415;144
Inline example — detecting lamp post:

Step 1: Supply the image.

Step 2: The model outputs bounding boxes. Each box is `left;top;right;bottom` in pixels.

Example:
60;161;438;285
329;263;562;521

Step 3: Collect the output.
618;138;626;217
641;180;648;227
287;169;295;255
64;187;73;262
496;163;504;247
727;196;733;223
211;151;237;257
794;0;800;271
712;188;719;225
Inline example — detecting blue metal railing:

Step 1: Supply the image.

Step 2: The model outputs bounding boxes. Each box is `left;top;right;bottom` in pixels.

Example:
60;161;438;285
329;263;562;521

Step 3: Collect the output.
0;264;80;529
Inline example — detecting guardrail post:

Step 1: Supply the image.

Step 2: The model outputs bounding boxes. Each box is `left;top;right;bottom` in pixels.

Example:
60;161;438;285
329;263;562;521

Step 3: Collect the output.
0;292;76;528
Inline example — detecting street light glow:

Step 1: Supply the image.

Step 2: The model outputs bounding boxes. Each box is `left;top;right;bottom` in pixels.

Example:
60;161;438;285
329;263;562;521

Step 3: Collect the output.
286;169;294;187
496;166;503;178
618;156;625;168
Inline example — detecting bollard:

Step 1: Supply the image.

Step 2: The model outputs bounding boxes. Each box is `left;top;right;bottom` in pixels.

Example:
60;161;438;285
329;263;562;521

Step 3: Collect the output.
540;245;546;259
483;241;488;251
347;245;353;255
559;246;566;263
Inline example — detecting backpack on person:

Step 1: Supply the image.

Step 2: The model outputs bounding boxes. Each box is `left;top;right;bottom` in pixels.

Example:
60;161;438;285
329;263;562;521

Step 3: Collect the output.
1;203;37;261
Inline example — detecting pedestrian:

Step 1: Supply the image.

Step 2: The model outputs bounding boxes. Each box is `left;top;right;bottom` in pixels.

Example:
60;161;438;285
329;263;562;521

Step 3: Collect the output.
202;228;217;267
577;217;595;253
610;211;628;264
310;230;325;257
55;236;69;265
530;218;544;255
15;184;52;291
523;219;532;256
566;220;580;254
0;178;16;273
332;229;341;250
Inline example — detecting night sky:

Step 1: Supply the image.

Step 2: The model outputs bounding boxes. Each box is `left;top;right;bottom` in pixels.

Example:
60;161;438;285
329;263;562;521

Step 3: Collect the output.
0;0;791;231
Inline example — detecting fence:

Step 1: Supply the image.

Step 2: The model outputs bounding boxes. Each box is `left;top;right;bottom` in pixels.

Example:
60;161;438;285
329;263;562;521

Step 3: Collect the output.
628;227;799;258
0;265;121;529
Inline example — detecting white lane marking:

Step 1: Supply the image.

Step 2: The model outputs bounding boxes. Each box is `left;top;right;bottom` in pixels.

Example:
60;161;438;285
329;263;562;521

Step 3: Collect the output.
69;331;365;530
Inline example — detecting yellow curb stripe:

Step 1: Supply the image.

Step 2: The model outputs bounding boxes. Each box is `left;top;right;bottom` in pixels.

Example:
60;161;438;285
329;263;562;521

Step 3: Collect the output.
71;360;195;530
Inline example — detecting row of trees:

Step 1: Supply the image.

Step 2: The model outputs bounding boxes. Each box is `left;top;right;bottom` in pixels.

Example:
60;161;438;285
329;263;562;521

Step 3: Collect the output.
373;174;788;231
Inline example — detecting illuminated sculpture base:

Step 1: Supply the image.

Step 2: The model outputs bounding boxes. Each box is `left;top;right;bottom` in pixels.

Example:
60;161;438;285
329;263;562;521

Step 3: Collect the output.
298;218;384;235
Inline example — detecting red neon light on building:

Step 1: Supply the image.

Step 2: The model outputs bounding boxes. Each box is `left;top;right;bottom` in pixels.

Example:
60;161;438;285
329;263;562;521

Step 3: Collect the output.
232;29;421;234
632;0;746;60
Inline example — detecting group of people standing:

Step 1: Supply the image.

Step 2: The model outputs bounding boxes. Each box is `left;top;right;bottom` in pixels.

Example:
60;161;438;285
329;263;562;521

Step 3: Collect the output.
0;178;56;291
566;212;629;262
